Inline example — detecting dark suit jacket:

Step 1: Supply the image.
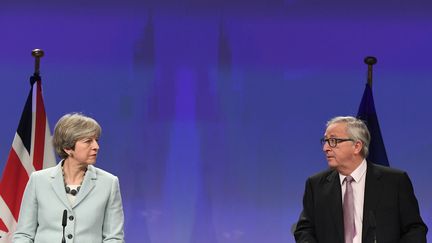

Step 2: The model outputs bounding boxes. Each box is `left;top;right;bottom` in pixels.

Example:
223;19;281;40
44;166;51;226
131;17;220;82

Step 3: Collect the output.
294;162;428;243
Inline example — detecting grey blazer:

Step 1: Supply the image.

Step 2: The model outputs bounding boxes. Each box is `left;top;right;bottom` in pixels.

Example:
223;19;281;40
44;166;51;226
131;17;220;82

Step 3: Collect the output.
13;162;125;243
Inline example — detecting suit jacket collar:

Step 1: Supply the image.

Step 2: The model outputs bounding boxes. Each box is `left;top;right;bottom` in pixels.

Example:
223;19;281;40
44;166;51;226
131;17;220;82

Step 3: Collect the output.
326;170;345;243
50;161;97;210
362;161;383;242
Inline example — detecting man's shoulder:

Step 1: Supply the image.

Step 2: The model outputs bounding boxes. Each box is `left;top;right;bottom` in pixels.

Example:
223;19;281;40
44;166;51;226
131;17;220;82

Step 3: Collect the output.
367;162;414;186
307;168;338;183
368;162;406;176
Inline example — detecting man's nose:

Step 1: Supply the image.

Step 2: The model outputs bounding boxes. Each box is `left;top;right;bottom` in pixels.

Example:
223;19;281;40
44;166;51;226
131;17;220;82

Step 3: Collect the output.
322;142;331;152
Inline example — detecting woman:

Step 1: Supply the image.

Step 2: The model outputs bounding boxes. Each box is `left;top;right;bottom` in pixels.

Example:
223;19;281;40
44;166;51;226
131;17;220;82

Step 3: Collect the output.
13;113;125;243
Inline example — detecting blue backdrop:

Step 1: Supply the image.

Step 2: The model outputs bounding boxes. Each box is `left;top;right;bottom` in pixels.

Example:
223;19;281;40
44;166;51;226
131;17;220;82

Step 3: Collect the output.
1;1;431;242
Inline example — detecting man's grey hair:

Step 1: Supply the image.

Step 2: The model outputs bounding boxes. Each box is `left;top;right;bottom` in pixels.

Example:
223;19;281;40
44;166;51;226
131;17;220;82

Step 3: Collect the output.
326;116;370;158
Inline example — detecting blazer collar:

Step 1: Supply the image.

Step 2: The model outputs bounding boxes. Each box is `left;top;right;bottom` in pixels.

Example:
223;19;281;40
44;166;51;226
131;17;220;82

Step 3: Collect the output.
50;162;72;211
50;161;97;210
72;165;96;208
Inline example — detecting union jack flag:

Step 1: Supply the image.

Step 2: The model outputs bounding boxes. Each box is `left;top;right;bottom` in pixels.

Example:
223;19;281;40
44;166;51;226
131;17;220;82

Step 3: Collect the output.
0;74;56;242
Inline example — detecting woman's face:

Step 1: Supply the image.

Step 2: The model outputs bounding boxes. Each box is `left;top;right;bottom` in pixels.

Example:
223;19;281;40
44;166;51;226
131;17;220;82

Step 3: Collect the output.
66;137;99;165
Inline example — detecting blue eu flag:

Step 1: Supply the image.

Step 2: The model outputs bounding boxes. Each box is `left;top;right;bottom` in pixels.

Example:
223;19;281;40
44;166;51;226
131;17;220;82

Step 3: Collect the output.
357;83;390;166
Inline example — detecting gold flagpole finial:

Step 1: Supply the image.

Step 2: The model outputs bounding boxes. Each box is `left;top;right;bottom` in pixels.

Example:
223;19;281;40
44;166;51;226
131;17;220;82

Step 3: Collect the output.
364;56;377;87
31;49;45;75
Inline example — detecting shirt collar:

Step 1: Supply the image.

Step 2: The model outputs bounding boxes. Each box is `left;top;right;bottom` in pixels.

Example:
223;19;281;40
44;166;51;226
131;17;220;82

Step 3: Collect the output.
339;159;367;185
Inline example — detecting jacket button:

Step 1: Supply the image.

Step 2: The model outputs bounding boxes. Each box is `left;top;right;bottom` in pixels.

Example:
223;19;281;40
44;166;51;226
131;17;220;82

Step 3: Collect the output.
67;234;73;239
69;215;74;221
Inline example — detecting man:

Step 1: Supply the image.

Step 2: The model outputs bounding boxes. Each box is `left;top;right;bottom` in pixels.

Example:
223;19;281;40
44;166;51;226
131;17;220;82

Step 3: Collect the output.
294;116;427;243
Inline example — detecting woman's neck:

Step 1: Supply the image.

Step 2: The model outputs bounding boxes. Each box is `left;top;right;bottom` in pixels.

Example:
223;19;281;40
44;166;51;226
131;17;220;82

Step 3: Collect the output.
62;158;87;185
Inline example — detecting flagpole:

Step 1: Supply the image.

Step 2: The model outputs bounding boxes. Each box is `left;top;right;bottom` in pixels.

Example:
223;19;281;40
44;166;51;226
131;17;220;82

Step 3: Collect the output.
31;49;44;77
364;56;377;87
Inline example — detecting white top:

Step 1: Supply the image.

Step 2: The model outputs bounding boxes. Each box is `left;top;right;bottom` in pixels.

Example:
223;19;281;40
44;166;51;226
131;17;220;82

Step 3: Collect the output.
339;159;367;243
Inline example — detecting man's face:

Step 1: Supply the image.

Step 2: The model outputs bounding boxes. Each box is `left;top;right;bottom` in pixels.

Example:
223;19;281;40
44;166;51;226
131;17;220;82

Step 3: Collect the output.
322;122;358;171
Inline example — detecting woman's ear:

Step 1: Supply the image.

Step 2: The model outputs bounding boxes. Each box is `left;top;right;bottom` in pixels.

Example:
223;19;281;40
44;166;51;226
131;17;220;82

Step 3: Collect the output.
64;148;73;157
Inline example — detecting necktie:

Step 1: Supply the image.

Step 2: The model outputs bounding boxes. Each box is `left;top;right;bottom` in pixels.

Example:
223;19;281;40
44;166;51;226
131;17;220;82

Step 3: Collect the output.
343;175;356;243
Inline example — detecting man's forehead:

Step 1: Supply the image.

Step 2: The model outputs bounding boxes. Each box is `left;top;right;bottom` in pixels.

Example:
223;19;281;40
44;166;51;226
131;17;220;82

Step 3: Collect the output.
325;122;348;135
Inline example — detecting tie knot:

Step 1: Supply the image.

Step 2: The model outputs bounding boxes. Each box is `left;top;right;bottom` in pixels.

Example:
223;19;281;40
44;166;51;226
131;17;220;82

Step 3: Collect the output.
345;175;354;183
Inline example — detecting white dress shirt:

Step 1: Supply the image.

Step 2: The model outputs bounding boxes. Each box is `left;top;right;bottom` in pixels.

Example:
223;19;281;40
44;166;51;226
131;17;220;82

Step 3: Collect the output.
339;159;367;243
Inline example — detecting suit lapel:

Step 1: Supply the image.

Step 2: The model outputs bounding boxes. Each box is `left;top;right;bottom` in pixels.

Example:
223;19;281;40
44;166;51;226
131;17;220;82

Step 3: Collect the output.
362;162;383;242
50;162;73;211
72;165;96;208
326;170;344;243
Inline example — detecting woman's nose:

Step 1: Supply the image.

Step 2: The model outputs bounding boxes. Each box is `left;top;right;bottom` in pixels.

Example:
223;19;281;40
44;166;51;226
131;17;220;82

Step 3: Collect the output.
92;140;100;150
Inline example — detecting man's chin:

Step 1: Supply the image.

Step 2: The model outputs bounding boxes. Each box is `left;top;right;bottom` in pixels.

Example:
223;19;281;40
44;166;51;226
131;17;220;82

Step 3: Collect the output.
327;160;337;168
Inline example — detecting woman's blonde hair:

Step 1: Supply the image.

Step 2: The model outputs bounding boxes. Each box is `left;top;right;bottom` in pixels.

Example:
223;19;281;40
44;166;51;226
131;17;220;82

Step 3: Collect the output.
53;113;101;159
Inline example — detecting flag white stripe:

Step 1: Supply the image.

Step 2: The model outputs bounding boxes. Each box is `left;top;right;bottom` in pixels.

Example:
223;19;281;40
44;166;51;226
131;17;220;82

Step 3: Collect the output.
11;133;35;176
43;119;56;168
0;195;17;242
29;86;37;170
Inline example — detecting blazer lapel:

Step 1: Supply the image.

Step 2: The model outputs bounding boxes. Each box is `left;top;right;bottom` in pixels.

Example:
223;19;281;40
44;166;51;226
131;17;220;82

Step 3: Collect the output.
72;165;96;208
50;162;73;211
326;170;344;243
362;162;383;242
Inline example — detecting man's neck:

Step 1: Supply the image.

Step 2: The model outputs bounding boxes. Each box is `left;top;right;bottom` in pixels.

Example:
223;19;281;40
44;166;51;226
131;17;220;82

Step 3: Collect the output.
339;157;365;176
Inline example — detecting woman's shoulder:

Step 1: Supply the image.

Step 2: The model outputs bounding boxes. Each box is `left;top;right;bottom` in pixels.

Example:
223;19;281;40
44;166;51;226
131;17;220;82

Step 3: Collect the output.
31;163;60;177
27;163;60;186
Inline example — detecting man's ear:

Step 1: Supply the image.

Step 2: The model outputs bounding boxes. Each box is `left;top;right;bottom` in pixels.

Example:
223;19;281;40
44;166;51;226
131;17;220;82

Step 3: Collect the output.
353;140;363;155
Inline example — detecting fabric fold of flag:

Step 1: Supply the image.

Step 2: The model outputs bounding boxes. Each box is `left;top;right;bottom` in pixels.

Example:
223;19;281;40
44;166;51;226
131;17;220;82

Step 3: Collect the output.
0;74;56;242
357;83;389;166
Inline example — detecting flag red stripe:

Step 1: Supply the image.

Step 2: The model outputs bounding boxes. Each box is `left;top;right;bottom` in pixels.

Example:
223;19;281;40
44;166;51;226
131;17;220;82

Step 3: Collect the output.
0;148;30;221
0;217;8;233
33;81;46;171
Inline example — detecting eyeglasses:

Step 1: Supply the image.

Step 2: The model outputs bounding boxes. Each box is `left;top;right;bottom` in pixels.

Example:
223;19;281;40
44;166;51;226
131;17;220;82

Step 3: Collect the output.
320;137;354;148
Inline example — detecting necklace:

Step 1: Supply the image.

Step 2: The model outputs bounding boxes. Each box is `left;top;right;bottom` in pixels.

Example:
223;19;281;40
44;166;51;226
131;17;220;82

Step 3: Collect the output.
62;162;86;196
65;185;81;196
